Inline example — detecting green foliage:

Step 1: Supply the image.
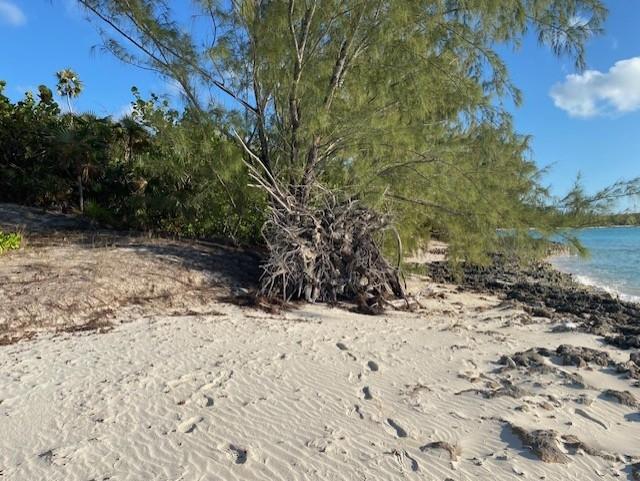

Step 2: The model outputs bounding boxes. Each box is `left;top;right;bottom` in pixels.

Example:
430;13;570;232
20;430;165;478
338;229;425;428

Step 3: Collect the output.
118;88;266;242
75;0;614;263
594;213;640;226
0;78;264;244
0;231;22;254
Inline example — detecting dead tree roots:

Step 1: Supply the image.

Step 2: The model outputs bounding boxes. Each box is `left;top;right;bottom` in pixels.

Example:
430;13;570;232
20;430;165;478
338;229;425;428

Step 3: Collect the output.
260;195;405;305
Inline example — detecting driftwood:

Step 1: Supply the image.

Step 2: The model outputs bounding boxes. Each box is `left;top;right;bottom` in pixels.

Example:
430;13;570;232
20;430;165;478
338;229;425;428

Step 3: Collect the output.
235;132;404;306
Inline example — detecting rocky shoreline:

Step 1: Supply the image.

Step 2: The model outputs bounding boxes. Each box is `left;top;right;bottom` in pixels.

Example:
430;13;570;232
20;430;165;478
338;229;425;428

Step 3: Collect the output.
424;256;640;349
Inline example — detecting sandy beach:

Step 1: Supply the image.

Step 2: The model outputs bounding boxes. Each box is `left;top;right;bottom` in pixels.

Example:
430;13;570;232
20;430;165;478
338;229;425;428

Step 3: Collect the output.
1;207;640;480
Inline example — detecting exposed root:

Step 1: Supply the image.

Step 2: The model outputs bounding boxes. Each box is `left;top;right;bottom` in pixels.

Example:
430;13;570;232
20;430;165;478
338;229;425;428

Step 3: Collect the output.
259;194;404;304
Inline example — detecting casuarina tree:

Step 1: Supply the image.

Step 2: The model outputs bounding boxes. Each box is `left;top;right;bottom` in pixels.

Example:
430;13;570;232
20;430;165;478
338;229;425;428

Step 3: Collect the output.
74;0;607;304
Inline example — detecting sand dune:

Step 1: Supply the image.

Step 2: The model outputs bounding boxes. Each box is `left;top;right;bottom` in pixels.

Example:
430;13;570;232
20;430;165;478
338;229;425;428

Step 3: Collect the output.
1;283;639;480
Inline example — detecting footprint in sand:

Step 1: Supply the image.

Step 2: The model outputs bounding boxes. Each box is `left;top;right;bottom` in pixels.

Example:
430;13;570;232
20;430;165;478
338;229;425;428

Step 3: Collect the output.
386;418;408;438
336;342;357;361
38;449;54;464
367;360;379;372
387;449;419;472
227;444;248;464
362;386;373;400
178;416;203;434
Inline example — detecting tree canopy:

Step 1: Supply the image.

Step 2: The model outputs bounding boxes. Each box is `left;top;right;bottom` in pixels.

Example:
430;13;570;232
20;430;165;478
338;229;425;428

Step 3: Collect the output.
73;0;614;262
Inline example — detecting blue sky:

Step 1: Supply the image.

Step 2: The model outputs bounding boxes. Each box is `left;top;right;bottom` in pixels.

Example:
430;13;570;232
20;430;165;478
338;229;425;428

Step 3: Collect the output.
1;1;638;208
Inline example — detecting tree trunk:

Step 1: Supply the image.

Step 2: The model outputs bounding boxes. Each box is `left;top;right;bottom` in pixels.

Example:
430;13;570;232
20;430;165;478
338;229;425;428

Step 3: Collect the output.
77;174;84;213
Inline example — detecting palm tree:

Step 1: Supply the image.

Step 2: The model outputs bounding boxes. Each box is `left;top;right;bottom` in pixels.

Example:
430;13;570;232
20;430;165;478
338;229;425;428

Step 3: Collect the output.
55;69;83;114
51;114;111;212
117;114;149;163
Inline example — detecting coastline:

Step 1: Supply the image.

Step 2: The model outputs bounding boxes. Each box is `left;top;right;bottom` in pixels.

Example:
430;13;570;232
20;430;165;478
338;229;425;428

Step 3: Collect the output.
550;258;640;305
1;207;640;480
425;254;640;348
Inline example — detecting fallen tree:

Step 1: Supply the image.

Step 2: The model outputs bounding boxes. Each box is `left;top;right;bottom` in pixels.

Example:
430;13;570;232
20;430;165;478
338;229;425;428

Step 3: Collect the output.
240;143;403;305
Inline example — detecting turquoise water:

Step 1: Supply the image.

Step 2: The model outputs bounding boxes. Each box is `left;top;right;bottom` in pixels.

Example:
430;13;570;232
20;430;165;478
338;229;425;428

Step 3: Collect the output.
551;227;640;303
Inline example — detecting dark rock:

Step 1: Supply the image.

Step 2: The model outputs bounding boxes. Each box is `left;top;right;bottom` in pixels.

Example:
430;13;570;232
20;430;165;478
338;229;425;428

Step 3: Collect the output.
616;361;640;380
555;345;612;368
426;257;640;347
601;389;639;408
498;348;550;368
605;335;640;350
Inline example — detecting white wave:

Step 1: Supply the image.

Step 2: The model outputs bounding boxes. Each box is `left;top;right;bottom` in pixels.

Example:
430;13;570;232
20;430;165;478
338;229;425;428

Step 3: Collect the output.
572;274;640;304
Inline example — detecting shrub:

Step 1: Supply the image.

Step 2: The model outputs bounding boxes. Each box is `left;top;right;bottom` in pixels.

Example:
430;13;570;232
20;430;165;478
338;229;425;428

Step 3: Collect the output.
0;232;22;254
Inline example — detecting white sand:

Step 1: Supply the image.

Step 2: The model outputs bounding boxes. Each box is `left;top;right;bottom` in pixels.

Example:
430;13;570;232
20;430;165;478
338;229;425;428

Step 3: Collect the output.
1;283;639;480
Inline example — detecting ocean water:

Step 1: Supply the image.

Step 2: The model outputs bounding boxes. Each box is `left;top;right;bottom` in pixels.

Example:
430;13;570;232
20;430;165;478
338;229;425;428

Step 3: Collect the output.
551;226;640;303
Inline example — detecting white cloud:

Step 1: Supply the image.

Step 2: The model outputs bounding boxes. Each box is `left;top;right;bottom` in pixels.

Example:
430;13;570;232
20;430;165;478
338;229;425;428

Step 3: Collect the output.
0;1;26;26
550;57;640;118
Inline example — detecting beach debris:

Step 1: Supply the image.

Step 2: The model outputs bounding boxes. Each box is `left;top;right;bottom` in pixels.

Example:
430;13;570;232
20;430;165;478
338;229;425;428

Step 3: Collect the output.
574;394;593;405
508;425;570;464
509;424;619;464
419;441;461;461
497;349;588;388
498;348;551;368
455;378;530;399
426;256;640;349
616;360;640;380
601;389;639;408
551;321;579;332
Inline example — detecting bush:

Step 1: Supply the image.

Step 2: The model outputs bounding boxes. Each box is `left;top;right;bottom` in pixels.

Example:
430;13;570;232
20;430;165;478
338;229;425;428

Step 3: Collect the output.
0;232;22;254
0;79;265;245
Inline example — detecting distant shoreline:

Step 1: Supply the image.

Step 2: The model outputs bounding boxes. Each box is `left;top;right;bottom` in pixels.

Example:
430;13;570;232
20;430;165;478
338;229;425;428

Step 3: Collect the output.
571;224;640;229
